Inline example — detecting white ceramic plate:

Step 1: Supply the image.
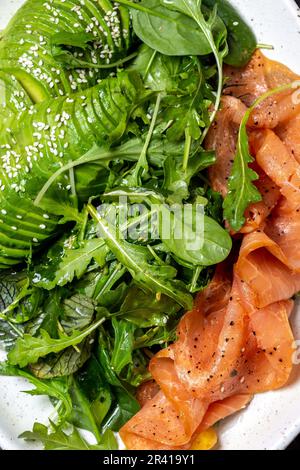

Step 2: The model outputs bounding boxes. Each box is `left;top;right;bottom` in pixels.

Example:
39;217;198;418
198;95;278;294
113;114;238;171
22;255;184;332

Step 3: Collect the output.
0;0;300;451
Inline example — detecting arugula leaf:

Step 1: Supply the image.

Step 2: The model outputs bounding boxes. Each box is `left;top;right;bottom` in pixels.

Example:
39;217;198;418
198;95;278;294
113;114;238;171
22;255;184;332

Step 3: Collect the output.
51;31;96;50
28;294;97;378
162;0;228;138
162;58;211;141
20;422;117;450
222;112;261;230
7;318;105;368
104;187;231;267
87;204;193;310
32;239;109;291
163;151;216;203
0;363;72;420
205;188;224;225
29;289;62;338
122;349;152;387
97;332;140;431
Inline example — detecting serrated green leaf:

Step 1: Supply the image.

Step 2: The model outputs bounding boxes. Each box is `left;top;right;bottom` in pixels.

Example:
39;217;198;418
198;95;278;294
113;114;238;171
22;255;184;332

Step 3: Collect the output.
87;204;193;310
222;110;261;231
20;422;117;450
8;318;105;368
0;362;72;419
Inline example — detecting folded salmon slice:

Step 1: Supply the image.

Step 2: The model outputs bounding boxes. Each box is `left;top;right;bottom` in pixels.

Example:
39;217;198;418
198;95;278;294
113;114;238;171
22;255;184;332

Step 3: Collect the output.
196;394;253;433
120;53;299;450
224;50;298;107
253;129;300;210
277;114;300;163
206;101;281;233
242;165;281;233
224;51;269;106
206;96;247;198
248;92;300;129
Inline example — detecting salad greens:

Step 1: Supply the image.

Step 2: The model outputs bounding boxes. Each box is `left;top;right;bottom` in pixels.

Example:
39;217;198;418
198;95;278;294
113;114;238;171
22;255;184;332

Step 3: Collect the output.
0;0;257;450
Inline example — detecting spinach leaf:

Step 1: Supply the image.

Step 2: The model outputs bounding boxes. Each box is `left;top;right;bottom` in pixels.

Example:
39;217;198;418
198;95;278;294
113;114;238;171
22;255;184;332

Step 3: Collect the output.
87;204;193;310
111;318;136;375
203;0;257;67
101;386;140;432
69;378;102;442
8;317;105;368
97;332;140;431
159;203;232;267
76;355;112;428
120;0;218;56
20;422;117;450
131;44;181;91
118;285;180;327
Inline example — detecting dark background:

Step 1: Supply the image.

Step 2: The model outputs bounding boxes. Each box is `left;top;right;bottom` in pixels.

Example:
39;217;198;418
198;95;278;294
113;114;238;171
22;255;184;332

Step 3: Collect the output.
287;0;300;452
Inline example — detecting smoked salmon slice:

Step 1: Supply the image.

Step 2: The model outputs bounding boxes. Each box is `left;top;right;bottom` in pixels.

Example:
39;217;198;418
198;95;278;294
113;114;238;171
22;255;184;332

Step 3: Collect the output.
206;96;247;198
196;394;253;433
120;54;299;450
277;114;300;164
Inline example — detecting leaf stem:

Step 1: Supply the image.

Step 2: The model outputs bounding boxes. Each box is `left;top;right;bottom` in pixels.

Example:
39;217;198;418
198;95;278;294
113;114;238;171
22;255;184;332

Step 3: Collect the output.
143;49;157;81
34;145;137;207
130;93;162;185
256;43;274;51
116;0;176;20
63;51;138;70
69;165;76;199
94;263;126;301
189;266;203;293
182;129;192;172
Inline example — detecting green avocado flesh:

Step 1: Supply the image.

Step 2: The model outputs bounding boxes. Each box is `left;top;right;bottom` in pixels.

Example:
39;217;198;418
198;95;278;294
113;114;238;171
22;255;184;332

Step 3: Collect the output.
0;70;143;267
0;0;132;101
